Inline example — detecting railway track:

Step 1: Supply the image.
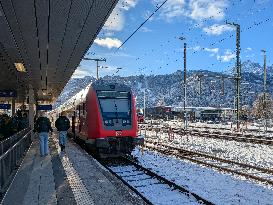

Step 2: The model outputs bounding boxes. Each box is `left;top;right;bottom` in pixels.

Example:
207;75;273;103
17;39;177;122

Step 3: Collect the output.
139;125;273;145
187;124;273;134
144;139;273;186
100;157;214;205
175;129;273;145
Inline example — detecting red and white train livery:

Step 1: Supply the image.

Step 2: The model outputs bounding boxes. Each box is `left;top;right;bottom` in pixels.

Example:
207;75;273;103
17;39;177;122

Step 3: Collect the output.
54;80;144;157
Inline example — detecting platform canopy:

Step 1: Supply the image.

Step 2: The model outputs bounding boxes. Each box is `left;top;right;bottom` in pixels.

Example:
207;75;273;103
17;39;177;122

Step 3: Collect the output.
0;0;118;102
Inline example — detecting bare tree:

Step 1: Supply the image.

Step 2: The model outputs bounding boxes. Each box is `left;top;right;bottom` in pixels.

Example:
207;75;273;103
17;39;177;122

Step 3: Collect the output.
241;105;251;120
252;93;273;119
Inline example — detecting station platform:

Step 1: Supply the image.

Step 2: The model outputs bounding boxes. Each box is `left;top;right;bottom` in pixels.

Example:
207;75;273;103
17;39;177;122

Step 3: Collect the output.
1;132;146;205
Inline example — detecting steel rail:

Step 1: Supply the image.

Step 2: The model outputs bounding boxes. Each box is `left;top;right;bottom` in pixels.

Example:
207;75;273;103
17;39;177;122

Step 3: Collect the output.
187;124;273;134
99;159;154;205
100;157;214;205
144;140;273;186
122;157;214;205
173;128;273;145
140;126;273;145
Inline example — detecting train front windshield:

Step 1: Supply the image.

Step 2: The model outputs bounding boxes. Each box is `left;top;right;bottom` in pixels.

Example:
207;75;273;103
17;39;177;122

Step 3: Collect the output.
97;91;131;120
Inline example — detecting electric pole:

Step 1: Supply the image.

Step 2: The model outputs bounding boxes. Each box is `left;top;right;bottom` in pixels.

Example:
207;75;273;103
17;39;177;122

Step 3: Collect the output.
221;76;225;95
197;75;202;95
261;49;267;132
226;22;241;131
143;88;146;119
184;42;187;129
83;57;106;80
179;37;187;129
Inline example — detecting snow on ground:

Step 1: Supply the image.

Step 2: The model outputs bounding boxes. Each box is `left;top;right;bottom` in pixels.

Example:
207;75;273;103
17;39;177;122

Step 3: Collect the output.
183;121;271;135
148;120;273;136
144;129;273;169
110;165;200;205
132;148;273;205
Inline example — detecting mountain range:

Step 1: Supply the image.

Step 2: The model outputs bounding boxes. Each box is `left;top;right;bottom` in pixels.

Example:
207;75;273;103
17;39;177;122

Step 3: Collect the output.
54;60;273;109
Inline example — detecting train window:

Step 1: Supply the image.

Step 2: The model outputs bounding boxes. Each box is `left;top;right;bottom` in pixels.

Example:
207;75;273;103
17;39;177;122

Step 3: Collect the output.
97;91;131;120
97;91;129;98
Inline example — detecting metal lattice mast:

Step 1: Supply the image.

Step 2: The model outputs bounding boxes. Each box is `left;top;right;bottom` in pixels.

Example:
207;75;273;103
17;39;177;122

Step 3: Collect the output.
184;42;187;129
82;58;106;80
261;49;267;132
226;22;241;131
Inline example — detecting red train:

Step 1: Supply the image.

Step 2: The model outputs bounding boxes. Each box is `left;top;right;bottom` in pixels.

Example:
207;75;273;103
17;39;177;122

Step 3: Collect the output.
67;80;144;157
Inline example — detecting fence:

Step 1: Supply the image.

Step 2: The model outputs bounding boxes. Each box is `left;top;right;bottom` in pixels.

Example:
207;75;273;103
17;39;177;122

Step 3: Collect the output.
0;129;32;194
0;128;30;156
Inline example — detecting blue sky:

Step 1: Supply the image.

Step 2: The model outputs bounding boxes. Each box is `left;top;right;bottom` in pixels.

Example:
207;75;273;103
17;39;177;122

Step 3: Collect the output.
72;0;273;78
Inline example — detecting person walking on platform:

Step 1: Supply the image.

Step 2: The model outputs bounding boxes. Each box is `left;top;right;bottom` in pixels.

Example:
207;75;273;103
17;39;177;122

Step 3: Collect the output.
34;113;53;157
55;113;70;151
18;113;29;130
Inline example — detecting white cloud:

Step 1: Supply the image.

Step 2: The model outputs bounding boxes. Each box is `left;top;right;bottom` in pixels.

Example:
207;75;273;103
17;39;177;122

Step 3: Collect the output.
217;49;235;62
246;54;255;59
121;0;138;10
189;46;219;55
72;66;92;78
94;37;122;49
153;0;185;21
151;0;228;24
189;46;201;51
104;9;124;31
72;64;122;78
203;24;233;35
246;47;252;51
204;47;219;57
204;47;219;53
140;27;152;32
104;32;115;37
104;0;138;31
189;0;228;21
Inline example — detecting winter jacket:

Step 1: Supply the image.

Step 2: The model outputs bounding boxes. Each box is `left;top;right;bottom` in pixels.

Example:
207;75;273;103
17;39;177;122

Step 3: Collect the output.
18;117;29;131
34;117;53;133
55;116;70;131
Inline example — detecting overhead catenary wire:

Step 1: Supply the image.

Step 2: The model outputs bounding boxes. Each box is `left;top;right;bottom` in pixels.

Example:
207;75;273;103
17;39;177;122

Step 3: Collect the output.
189;0;272;45
116;0;169;51
87;0;272;83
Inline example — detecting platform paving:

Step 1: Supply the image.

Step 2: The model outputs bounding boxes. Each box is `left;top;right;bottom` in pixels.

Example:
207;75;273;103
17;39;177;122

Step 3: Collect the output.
1;133;147;205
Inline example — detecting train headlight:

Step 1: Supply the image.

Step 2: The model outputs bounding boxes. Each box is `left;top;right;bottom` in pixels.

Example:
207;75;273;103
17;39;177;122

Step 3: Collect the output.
122;119;131;126
105;119;114;126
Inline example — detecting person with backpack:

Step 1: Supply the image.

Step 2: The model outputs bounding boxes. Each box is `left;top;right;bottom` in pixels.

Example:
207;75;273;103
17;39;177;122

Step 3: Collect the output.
55;112;70;151
34;113;53;157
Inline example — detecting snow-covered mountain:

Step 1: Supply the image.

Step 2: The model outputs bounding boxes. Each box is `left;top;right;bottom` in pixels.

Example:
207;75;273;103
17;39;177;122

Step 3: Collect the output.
53;76;95;108
54;61;273;109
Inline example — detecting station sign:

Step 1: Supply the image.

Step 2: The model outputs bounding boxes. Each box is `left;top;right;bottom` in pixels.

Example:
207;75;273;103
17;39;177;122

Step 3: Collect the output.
36;104;52;111
0;90;17;97
0;104;11;110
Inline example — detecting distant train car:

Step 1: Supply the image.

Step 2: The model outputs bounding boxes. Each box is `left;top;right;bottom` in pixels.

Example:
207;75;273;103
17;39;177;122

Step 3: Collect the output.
137;113;144;123
70;80;144;157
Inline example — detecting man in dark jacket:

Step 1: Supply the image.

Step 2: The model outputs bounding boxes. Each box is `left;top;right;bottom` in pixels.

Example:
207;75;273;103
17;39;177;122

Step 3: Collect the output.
34;113;53;156
55;113;70;151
